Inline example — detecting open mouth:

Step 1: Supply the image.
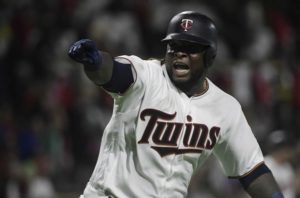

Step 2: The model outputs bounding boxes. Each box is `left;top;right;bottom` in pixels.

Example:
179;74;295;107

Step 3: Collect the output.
174;62;189;70
173;62;190;76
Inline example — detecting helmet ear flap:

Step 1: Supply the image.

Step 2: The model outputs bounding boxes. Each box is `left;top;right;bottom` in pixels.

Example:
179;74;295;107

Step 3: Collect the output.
204;47;216;68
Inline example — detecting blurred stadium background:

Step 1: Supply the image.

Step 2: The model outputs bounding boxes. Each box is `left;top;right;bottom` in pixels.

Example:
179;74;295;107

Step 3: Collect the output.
0;0;300;197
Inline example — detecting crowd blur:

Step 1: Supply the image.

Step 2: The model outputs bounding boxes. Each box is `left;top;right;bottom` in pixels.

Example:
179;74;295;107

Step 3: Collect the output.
0;0;300;197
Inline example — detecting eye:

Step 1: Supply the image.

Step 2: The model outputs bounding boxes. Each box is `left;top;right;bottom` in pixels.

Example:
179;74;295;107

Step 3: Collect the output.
186;45;207;53
168;41;207;54
168;42;178;50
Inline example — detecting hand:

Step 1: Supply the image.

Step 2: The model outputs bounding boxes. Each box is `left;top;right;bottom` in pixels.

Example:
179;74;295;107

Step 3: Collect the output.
68;39;102;67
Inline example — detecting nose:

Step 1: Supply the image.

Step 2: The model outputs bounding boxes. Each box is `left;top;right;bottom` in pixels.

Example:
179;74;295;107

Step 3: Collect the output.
174;51;187;58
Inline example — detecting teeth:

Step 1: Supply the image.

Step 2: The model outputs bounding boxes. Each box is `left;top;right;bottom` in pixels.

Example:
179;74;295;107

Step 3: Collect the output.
173;62;189;76
174;63;189;69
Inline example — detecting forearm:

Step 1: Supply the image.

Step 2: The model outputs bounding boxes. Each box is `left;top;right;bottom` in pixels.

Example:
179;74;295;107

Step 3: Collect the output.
84;51;114;85
68;39;133;93
246;173;283;198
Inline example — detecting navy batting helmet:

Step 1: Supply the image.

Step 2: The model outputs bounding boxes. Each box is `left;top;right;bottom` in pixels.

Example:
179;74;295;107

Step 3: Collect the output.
162;11;218;67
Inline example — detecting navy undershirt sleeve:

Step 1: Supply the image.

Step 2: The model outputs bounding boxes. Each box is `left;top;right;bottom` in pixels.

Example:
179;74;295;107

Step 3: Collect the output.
239;163;271;190
270;192;284;198
102;60;134;94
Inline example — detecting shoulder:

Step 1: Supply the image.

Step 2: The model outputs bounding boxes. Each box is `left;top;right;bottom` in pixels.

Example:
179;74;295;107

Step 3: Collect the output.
208;79;242;111
116;55;162;68
116;55;164;80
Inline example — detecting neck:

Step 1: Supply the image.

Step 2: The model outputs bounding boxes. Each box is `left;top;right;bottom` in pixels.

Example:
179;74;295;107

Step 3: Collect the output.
178;76;208;97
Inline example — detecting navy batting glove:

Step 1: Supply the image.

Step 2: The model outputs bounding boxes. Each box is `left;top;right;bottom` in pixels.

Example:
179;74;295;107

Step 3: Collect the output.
68;39;102;70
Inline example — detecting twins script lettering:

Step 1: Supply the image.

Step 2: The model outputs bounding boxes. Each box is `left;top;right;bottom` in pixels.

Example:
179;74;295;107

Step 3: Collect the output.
138;109;220;157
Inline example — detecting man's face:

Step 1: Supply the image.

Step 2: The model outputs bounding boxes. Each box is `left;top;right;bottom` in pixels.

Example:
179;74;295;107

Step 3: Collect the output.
164;40;207;89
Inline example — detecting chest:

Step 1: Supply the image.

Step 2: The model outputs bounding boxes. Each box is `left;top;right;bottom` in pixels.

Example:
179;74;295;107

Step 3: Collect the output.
136;86;223;158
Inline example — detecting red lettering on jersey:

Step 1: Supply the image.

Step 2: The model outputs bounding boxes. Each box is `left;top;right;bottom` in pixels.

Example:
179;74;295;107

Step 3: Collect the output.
196;124;209;149
138;109;221;157
205;126;220;149
138;109;176;143
152;122;183;146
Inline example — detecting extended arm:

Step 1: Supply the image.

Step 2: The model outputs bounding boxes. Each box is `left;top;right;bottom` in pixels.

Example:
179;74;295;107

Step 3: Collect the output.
68;39;134;93
239;163;283;198
84;51;114;85
68;39;114;84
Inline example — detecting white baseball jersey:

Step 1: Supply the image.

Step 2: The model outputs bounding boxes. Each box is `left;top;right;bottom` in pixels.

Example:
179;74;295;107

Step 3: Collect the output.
82;55;264;198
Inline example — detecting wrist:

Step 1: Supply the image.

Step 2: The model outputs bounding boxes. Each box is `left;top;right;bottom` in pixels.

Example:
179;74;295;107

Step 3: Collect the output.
84;50;103;71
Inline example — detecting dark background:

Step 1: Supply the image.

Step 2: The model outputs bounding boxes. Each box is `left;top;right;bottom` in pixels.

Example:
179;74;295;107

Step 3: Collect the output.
0;0;300;197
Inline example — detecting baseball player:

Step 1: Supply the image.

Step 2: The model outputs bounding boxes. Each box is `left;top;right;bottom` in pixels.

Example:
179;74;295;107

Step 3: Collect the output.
68;11;283;198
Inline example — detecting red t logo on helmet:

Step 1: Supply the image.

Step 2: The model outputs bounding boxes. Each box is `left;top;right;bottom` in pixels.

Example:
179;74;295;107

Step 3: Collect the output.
180;19;193;31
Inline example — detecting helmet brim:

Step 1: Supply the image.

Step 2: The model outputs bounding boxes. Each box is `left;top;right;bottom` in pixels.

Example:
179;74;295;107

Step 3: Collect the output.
161;33;211;46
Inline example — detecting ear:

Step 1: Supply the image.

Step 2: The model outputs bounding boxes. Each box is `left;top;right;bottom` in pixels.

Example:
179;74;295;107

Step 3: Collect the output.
204;47;216;68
